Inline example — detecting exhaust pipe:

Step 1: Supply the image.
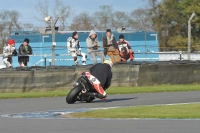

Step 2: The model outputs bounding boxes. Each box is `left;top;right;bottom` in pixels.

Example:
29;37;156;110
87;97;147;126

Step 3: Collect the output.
82;88;87;93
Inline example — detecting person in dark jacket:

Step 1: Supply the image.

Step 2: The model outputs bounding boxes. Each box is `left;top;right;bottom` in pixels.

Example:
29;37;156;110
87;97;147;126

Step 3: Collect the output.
103;29;121;64
84;60;113;100
18;38;32;67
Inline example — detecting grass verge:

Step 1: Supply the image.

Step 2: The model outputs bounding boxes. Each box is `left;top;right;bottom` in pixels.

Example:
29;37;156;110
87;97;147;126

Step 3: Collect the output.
69;103;200;119
106;84;200;94
0;91;69;99
0;84;200;99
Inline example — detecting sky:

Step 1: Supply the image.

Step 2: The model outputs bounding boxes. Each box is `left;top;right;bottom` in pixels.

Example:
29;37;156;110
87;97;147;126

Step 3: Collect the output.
0;0;150;26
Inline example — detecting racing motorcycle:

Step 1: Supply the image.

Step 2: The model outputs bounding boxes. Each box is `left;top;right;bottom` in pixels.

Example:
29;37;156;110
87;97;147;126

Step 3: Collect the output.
66;72;103;104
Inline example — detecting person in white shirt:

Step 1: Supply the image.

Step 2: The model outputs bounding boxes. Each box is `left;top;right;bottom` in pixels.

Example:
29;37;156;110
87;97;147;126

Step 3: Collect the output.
3;39;17;68
67;31;87;65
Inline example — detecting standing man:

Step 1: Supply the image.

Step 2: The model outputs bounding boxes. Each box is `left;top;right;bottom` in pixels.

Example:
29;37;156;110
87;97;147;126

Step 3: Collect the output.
86;30;105;64
18;38;32;67
117;35;134;62
67;31;87;65
3;39;17;68
103;29;121;64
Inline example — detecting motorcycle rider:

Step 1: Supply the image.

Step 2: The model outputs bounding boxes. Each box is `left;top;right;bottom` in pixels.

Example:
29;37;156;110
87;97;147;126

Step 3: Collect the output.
84;60;113;100
67;31;87;65
117;35;134;62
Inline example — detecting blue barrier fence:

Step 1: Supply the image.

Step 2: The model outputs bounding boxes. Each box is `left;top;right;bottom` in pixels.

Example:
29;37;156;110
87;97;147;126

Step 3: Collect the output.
8;31;159;67
10;40;158;67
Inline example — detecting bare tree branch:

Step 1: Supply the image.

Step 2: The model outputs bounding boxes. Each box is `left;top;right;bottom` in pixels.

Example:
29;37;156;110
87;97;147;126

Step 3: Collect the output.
128;9;153;31
111;11;129;29
0;10;21;48
93;5;113;30
35;0;50;26
69;12;95;31
53;0;73;31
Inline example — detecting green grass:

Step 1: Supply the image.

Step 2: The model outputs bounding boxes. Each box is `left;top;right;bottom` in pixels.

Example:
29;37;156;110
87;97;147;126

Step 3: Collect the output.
0;84;200;99
106;84;200;94
0;91;69;99
69;103;200;119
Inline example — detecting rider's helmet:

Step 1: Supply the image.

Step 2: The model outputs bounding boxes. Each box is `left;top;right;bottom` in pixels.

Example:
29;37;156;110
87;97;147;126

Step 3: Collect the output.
104;59;113;68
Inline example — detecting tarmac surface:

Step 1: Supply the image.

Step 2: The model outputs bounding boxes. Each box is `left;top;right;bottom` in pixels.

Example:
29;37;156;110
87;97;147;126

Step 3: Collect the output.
1;91;200;133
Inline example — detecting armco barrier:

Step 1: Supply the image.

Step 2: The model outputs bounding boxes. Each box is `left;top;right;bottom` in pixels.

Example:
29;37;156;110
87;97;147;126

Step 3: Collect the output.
27;66;77;91
112;63;139;87
1;61;200;93
0;69;34;92
137;61;200;86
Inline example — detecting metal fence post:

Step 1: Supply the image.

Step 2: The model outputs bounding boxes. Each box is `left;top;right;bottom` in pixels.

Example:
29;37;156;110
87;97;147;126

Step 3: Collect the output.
188;12;195;60
51;17;59;66
49;60;51;66
44;55;46;66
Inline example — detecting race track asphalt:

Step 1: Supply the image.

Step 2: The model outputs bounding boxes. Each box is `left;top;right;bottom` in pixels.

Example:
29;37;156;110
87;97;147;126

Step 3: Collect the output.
0;91;200;133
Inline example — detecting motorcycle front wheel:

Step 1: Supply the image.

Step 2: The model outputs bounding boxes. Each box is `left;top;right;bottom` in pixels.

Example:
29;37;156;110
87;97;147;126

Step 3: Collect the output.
66;85;83;104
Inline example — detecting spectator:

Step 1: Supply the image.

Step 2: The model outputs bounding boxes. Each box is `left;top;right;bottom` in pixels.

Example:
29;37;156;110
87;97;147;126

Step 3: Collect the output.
3;39;17;68
103;29;121;64
18;38;32;67
67;31;87;65
117;35;134;62
86;30;105;64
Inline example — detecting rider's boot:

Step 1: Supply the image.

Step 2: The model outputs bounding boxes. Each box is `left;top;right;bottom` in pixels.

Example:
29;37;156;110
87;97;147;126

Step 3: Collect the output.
87;93;106;100
74;57;78;65
97;94;107;100
129;50;134;61
82;61;86;65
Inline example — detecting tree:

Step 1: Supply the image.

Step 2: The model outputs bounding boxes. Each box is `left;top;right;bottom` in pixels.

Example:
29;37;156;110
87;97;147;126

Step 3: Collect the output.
111;11;129;29
0;10;21;48
148;0;187;51
35;0;73;30
93;5;113;30
35;0;50;26
128;9;153;31
148;0;168;51
21;23;35;31
69;12;95;31
178;0;200;51
148;0;200;51
53;0;73;31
